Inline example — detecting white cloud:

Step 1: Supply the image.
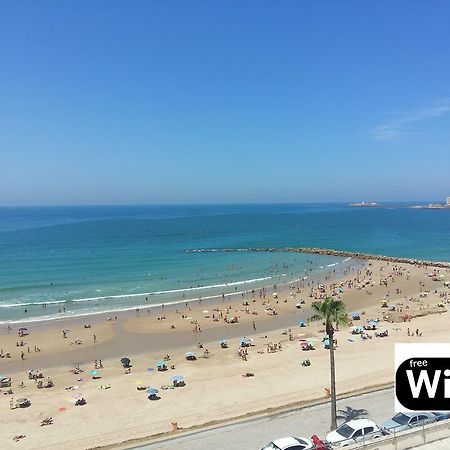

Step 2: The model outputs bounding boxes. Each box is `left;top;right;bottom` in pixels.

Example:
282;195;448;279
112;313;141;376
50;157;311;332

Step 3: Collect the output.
371;98;450;142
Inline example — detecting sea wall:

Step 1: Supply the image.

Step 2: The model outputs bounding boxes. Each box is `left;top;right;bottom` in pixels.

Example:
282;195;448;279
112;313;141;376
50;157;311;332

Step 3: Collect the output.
346;418;450;449
186;247;450;269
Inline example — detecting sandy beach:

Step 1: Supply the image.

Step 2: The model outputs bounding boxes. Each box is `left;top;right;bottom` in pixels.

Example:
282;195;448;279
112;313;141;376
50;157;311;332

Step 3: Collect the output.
1;259;450;449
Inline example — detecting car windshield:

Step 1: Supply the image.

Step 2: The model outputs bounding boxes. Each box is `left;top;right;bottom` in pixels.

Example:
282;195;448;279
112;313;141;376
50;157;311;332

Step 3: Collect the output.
336;424;355;438
392;413;411;425
261;443;280;450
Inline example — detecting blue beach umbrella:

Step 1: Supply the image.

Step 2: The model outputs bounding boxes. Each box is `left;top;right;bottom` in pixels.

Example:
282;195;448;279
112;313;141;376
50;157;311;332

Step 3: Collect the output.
170;375;184;382
298;320;306;327
368;320;378;326
90;370;98;376
240;338;250;345
146;388;159;395
185;352;195;357
156;360;166;367
218;339;227;344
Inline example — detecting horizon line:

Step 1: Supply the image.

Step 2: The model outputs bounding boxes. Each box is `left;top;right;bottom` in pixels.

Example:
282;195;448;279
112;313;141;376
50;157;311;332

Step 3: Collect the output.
0;199;447;208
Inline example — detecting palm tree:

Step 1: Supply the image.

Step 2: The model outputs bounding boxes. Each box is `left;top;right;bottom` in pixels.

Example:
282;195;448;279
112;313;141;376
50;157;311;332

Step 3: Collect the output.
311;296;348;430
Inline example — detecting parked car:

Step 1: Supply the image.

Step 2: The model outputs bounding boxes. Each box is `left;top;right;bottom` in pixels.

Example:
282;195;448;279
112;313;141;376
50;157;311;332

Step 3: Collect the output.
261;436;314;450
432;411;450;421
381;412;438;434
326;419;382;447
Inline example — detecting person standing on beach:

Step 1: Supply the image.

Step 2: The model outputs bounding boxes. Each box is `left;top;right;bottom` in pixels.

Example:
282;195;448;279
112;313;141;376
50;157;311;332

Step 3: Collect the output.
252;320;256;331
93;334;97;343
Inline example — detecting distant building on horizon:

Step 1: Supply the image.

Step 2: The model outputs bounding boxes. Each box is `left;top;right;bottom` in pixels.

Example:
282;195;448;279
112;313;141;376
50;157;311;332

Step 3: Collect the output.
447;197;450;206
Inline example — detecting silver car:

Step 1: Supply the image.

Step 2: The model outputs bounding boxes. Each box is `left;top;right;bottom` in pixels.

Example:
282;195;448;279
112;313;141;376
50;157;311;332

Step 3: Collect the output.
381;412;438;434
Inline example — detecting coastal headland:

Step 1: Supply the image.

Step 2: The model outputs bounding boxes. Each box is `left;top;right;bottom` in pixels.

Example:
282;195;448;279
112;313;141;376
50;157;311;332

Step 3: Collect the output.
1;252;449;449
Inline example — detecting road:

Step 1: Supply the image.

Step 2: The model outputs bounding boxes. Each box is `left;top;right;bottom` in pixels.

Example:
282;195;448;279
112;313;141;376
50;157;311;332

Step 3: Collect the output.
132;388;395;450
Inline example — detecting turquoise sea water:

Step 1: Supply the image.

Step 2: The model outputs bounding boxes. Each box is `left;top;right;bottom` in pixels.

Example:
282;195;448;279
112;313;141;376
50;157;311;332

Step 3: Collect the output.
1;203;449;324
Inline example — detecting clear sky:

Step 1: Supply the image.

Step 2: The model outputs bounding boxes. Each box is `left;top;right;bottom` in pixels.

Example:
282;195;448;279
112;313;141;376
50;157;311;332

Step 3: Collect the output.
1;1;449;205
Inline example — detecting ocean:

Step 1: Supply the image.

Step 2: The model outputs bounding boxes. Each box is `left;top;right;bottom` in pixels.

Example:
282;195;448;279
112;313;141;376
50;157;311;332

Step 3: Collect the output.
1;203;449;324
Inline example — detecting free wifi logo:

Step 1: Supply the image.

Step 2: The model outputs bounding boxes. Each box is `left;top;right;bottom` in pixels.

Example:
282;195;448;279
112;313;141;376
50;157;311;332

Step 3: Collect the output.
395;344;450;411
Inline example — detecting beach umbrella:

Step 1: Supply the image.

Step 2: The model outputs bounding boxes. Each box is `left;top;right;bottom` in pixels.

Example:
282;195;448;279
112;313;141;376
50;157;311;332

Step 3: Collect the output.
368;320;378;326
240;338;250;345
170;375;184;382
156;360;166;367
146;388;159;395
89;370;98;376
202;310;209;314
298;320;306;327
218;339;227;344
18;327;27;331
185;352;195;357
120;357;130;365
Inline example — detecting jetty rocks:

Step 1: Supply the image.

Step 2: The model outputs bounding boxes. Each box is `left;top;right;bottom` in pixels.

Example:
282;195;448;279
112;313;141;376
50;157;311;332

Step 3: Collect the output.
185;247;450;269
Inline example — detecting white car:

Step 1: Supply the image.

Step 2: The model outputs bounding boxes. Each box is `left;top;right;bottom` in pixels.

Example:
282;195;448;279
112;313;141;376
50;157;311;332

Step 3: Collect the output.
326;419;382;447
261;436;314;450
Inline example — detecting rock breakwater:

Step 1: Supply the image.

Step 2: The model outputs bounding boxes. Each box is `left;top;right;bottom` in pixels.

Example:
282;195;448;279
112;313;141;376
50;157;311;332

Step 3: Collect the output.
185;247;450;269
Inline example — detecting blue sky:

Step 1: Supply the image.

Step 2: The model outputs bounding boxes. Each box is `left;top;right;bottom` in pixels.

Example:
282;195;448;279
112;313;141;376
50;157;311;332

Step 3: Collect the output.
1;1;450;205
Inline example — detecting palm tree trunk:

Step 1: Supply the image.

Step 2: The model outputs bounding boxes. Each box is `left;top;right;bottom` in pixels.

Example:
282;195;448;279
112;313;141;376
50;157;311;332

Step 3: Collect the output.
329;330;337;430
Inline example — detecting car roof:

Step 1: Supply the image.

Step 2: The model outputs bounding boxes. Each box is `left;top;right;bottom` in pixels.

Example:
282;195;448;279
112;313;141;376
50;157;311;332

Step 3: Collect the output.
344;419;377;428
396;411;432;418
272;437;305;448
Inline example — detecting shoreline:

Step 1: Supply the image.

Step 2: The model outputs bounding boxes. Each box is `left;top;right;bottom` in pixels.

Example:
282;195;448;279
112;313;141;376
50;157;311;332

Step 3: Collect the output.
0;259;365;372
0;257;364;327
4;243;449;326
